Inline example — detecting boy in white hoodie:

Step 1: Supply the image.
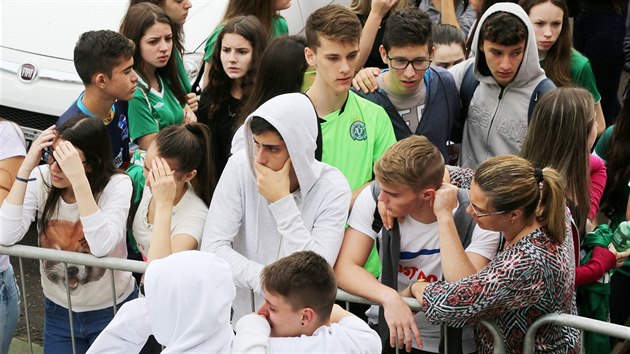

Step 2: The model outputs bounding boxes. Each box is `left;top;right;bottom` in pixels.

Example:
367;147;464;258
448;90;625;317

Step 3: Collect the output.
201;93;351;323
232;251;381;354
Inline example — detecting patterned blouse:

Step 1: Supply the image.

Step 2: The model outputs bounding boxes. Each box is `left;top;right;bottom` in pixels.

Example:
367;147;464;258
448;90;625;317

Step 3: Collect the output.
423;166;580;353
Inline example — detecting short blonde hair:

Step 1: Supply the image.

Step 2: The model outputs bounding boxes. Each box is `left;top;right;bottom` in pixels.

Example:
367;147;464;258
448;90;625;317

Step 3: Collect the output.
374;135;444;192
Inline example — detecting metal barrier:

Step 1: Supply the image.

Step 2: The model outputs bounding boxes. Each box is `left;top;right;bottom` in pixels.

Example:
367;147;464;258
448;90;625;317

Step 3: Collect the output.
523;313;630;354
2;244;507;354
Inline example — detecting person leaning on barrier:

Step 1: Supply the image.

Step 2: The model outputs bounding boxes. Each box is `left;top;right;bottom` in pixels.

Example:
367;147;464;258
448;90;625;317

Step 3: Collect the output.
232;251;382;353
200;93;351;323
87;251;235;354
0;116;137;354
402;155;580;353
334;135;499;353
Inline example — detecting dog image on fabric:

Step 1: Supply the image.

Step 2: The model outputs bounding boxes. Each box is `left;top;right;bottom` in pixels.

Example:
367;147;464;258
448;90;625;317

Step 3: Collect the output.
39;219;106;294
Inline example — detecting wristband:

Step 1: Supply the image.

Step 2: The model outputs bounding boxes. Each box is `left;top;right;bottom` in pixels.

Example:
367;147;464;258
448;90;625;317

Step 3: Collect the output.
15;176;36;183
408;280;424;298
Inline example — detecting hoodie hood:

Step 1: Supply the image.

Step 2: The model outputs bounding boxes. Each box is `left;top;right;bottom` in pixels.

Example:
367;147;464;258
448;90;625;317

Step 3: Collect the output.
145;251;235;353
469;2;544;87
243;93;323;200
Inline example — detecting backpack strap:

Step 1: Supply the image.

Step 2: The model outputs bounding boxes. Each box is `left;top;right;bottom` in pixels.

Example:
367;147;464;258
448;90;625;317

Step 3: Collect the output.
527;78;556;122
459;63;479;124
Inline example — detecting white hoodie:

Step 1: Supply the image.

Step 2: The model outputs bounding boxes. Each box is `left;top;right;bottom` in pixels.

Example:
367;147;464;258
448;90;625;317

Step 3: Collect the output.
87;251;235;354
201;93;352;322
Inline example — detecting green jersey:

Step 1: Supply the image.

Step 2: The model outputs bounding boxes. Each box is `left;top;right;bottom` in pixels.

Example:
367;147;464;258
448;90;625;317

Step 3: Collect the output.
129;76;185;143
320;91;396;278
320;91;396;190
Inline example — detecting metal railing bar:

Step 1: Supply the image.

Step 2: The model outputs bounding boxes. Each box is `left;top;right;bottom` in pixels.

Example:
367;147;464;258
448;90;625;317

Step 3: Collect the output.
0;245;147;273
523;313;630;354
479;319;505;354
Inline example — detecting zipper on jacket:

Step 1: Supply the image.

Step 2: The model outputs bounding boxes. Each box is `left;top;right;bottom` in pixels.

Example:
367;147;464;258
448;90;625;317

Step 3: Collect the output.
485;86;505;144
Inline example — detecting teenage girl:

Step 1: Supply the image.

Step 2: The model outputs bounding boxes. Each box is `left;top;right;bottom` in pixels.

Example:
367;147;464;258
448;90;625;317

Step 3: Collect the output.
120;2;196;151
0;116;137;354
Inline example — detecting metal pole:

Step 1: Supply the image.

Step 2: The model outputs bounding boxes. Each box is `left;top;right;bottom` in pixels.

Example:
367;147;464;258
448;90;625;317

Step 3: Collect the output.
18;257;33;354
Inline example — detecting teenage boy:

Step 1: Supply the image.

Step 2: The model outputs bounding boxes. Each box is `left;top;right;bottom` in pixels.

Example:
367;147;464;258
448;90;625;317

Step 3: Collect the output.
354;8;460;163
232;251;382;353
304;4;396;206
450;3;553;168
57;30;138;169
201;93;351;323
304;4;397;282
334;135;500;353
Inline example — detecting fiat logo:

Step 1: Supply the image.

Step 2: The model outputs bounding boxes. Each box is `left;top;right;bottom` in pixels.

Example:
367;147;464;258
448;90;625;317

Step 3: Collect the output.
18;63;38;82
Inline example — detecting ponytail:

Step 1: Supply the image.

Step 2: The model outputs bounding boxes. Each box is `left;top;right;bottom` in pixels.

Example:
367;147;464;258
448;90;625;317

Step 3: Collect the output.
535;167;567;244
155;123;217;206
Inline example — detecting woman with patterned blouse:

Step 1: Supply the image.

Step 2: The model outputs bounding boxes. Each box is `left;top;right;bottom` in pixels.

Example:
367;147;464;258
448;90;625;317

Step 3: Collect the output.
401;155;580;353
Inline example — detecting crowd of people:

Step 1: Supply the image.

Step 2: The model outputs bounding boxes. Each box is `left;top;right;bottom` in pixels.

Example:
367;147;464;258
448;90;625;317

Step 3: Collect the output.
1;0;630;353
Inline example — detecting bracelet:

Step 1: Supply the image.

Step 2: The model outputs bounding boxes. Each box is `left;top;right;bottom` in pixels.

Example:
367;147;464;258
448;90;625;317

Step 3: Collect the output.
15;176;36;183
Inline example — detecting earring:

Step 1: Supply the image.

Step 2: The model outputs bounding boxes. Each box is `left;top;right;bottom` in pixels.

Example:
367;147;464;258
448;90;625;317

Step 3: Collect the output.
301;322;304;326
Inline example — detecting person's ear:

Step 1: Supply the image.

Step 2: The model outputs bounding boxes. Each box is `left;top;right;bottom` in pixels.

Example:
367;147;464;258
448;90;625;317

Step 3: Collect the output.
301;308;316;327
94;73;107;89
508;209;522;224
305;47;316;66
379;45;388;64
421;188;436;201
182;169;197;183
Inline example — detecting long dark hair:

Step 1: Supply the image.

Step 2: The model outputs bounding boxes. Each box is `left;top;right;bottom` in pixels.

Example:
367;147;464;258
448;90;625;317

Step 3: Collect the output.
127;0;185;55
220;0;278;39
238;35;308;128
40;115;117;232
205;15;267;122
120;2;186;104
153;123;216;206
519;0;572;87
601;89;630;220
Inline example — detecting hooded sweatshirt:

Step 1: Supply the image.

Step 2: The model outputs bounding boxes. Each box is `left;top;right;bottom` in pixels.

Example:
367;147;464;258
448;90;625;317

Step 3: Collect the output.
86;251;235;354
201;93;352;322
450;3;548;169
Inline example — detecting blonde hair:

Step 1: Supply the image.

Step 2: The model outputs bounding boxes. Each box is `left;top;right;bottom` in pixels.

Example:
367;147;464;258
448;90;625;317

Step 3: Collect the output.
373;135;444;192
475;155;567;244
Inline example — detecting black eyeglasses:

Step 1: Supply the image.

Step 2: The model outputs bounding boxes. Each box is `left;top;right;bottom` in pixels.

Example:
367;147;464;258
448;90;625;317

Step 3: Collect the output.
467;190;507;218
387;56;432;71
42;146;87;165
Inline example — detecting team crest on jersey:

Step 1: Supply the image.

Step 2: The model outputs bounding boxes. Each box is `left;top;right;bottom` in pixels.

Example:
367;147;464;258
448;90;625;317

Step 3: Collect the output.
349;120;367;141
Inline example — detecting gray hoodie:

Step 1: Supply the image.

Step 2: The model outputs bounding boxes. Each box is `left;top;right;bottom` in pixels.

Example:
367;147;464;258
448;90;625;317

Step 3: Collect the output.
201;93;351;322
450;3;548;169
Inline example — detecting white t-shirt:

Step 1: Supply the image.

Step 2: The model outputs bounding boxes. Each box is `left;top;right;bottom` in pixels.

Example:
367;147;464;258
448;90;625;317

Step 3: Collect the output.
347;187;501;353
233;313;382;354
0;121;26;272
133;184;208;257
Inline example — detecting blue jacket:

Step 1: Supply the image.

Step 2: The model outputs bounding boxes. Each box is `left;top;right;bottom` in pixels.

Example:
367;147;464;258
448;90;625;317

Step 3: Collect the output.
353;66;461;163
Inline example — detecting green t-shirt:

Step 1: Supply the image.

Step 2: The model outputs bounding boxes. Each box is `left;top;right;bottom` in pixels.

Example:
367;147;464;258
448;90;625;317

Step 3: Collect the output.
129;76;185;142
320;91;396;278
540;48;601;103
175;50;192;93
203;16;289;62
